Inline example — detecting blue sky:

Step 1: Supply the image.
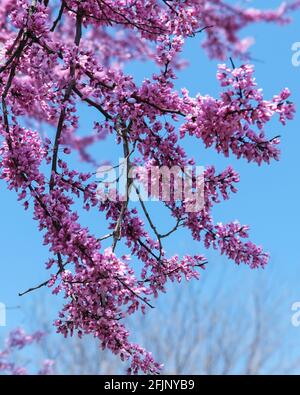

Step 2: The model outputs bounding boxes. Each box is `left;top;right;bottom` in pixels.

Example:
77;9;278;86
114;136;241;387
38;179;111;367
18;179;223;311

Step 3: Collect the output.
1;0;300;372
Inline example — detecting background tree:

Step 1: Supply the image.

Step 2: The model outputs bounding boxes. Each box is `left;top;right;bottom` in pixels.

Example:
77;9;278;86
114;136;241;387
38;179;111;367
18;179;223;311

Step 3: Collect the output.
8;272;299;375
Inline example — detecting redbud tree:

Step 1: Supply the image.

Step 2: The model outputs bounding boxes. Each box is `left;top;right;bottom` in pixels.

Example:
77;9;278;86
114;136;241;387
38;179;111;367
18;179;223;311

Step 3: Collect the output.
0;328;54;375
0;0;298;374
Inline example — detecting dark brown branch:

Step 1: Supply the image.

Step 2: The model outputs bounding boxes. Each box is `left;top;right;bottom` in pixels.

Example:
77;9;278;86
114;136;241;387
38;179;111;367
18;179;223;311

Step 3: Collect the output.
19;279;50;296
72;86;112;120
50;0;65;32
19;255;67;296
49;8;83;190
112;121;133;252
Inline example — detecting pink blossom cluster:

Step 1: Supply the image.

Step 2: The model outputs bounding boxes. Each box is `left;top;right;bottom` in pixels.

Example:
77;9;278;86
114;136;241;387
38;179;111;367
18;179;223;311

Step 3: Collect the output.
0;328;54;375
0;0;299;374
180;64;295;165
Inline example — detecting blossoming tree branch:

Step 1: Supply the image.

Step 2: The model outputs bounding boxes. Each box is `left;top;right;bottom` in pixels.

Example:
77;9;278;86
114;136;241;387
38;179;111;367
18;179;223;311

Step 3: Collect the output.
0;328;54;374
0;0;299;374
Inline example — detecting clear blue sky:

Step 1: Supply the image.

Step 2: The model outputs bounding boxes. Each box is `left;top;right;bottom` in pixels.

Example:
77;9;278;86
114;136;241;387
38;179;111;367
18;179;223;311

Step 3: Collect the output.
1;0;300;371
